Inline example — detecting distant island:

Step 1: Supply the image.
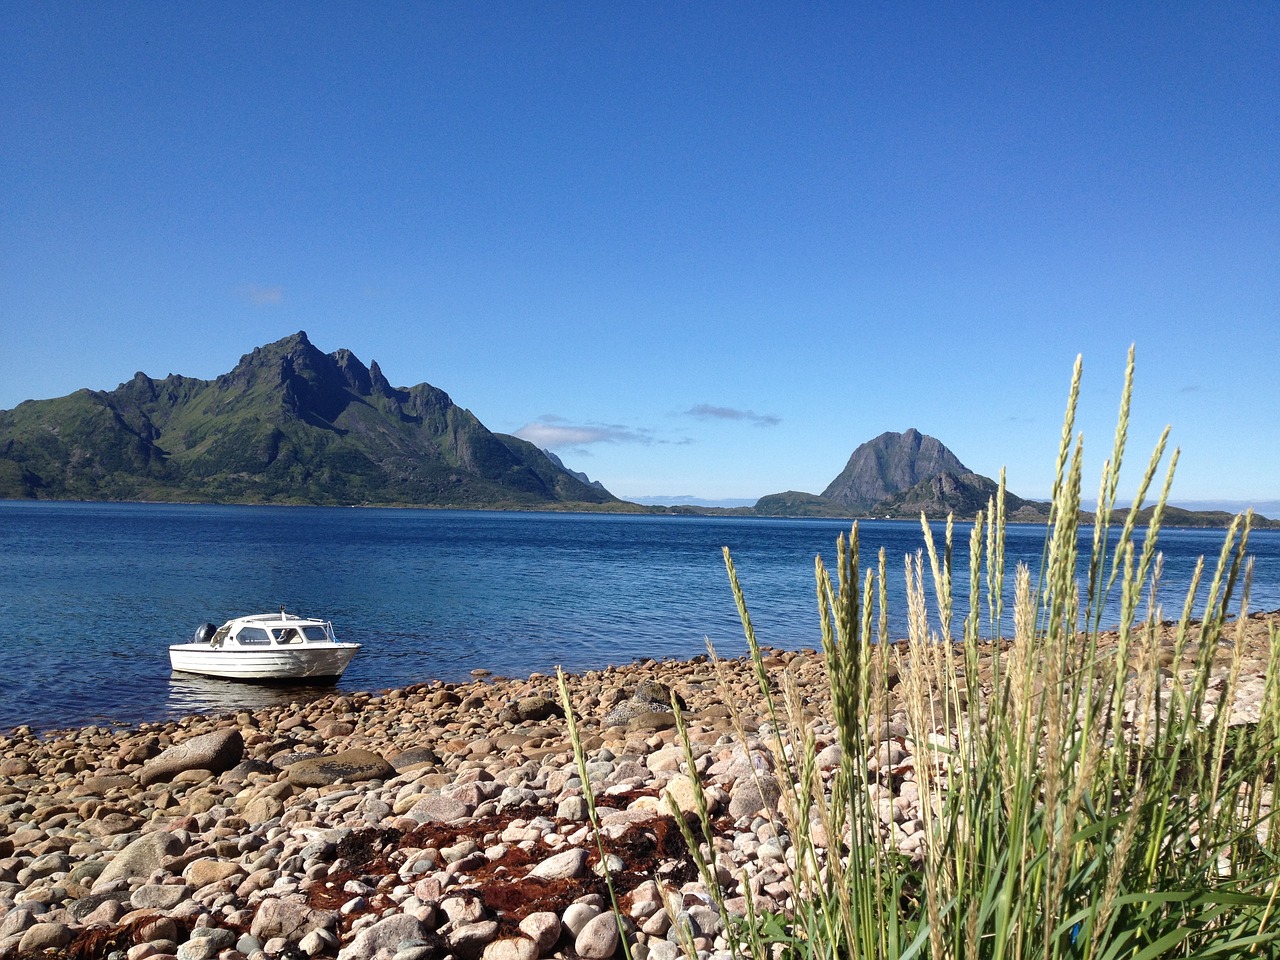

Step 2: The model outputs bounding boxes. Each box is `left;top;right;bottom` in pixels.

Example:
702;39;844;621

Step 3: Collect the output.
744;429;1277;528
0;333;1272;528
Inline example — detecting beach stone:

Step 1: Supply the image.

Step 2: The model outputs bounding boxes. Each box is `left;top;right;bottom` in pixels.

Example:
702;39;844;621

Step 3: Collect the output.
444;779;500;807
515;695;562;722
728;775;781;820
18;921;74;954
442;895;486;924
483;936;539;960
562;902;602;937
816;743;843;769
24;851;72;879
85;812;144;838
528;847;588;881
337;913;427;960
0;758;34;777
84;773;138;792
242;793;285;825
518;912;561;953
575;912;621;959
450;920;499;953
636;680;684;709
645;746;688;774
287;749;395;787
140;729;244;785
391;747;441;771
81;898;127;927
557;795;588;821
298;928;339;956
68;890;124;922
179;927;237;959
250;898;334;942
662;774;701;815
405;794;473;824
175;939;217;960
132;882;192;910
183;858;242;888
131;915;180;944
0;907;36;938
95;830;187;888
430;690;462;708
627;711;677;732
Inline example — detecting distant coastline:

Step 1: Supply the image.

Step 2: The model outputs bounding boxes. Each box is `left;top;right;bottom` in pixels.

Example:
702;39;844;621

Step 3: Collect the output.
2;493;1275;529
2;333;1274;528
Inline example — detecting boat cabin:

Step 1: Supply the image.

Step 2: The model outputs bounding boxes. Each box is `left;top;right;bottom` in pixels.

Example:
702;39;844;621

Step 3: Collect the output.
211;617;337;647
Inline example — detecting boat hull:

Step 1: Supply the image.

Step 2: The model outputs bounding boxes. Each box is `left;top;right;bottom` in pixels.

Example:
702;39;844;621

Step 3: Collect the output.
168;643;361;682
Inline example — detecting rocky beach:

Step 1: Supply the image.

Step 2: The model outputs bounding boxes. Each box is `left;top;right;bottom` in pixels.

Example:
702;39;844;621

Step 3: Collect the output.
2;611;1277;960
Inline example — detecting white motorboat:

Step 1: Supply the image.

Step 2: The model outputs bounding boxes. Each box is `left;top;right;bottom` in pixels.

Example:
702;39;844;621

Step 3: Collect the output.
169;609;361;682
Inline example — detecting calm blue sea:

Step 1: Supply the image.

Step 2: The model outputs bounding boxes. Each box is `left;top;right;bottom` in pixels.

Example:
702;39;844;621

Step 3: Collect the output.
1;501;1277;734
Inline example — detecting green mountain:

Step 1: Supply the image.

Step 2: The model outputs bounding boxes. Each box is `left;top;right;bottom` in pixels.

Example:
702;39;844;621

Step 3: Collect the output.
0;331;618;508
752;491;851;518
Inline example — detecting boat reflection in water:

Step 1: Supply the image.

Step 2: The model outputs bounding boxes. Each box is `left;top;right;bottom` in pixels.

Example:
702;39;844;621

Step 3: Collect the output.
165;672;341;720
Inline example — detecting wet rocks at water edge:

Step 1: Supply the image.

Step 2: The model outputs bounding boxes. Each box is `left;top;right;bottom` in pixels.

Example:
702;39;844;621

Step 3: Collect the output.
0;612;1276;960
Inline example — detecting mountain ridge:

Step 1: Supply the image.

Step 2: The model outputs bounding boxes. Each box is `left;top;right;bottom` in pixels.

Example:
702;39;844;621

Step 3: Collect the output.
0;335;1268;526
0;332;617;508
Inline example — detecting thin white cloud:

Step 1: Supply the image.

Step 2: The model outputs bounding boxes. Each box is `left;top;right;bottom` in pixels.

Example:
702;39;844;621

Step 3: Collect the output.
684;404;780;427
235;284;284;305
514;415;654;449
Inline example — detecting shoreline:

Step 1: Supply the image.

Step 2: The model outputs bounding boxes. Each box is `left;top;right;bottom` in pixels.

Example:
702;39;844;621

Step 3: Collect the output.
5;496;1277;527
10;603;1280;741
0;647;820;959
2;614;1277;958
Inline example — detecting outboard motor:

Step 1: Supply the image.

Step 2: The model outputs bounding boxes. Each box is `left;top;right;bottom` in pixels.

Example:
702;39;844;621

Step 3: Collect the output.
193;622;219;645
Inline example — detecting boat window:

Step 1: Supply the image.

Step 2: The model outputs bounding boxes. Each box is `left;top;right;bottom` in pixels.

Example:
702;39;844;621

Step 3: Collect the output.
272;628;304;644
301;626;329;642
237;627;272;645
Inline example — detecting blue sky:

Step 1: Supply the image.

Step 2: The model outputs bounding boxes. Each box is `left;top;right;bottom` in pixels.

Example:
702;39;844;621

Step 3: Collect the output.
3;4;1277;506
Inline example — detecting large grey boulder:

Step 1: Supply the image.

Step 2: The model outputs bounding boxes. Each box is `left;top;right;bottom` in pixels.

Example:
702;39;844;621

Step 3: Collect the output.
249;898;336;942
139;729;244;785
286;748;396;787
94;830;188;889
336;913;427;960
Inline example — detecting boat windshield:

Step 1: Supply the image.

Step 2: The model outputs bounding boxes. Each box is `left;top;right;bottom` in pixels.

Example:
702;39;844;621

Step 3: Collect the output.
268;625;331;643
236;627;272;645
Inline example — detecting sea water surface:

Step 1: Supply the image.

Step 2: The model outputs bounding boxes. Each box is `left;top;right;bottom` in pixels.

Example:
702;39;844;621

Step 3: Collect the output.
1;501;1277;733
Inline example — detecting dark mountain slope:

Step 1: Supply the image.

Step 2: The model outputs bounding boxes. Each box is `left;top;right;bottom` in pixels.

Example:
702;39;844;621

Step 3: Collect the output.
872;470;1047;520
821;428;969;512
0;332;616;507
754;429;1052;520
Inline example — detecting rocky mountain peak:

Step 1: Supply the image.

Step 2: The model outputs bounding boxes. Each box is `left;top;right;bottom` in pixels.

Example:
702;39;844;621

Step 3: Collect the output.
0;332;616;507
821;428;969;511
